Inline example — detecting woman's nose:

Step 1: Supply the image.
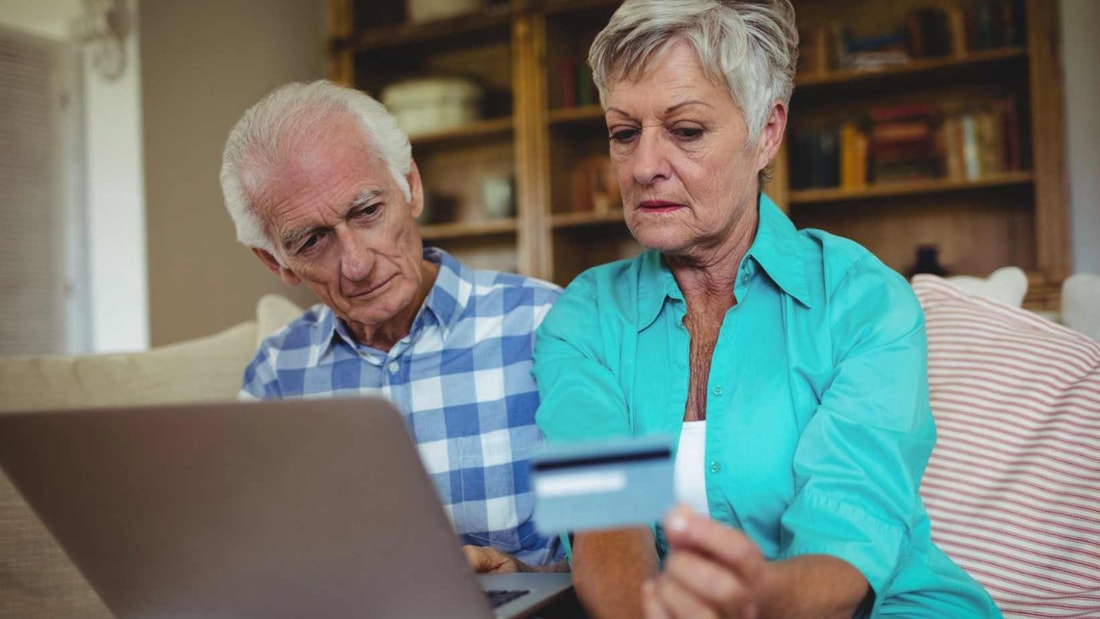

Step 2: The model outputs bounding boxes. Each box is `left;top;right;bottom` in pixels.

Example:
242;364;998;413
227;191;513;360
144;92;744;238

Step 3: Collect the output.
631;130;670;185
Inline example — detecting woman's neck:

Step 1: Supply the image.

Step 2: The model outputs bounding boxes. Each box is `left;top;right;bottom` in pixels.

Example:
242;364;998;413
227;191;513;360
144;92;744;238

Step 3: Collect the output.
665;204;759;308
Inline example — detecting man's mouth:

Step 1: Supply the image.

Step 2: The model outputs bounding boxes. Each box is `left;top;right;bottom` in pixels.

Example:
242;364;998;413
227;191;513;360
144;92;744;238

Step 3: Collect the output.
346;274;396;299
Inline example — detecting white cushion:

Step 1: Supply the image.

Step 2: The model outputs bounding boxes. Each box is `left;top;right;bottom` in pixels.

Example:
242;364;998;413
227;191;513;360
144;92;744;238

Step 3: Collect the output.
1062;273;1100;340
947;266;1028;307
913;275;1100;615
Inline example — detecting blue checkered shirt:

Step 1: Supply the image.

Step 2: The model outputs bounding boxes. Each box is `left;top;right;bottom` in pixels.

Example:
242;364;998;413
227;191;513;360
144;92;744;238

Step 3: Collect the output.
240;248;562;566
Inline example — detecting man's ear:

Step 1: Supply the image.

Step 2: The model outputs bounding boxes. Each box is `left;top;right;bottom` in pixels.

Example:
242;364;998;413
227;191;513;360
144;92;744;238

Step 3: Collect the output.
251;247;301;286
407;160;425;219
757;100;788;172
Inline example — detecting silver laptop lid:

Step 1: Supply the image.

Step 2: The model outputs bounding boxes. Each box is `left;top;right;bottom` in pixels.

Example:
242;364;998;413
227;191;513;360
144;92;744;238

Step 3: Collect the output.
0;398;495;618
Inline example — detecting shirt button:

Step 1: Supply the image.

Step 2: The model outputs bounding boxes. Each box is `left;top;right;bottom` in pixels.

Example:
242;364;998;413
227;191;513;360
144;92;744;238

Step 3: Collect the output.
387;361;399;374
709;461;722;474
712;385;723;396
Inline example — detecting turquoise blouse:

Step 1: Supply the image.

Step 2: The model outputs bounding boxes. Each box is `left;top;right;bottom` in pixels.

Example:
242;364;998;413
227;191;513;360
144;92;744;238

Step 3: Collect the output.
532;194;1000;617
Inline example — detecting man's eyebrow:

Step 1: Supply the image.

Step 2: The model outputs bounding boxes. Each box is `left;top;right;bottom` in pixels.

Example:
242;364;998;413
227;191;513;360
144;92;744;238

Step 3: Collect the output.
280;189;387;251
350;189;384;207
282;226;320;252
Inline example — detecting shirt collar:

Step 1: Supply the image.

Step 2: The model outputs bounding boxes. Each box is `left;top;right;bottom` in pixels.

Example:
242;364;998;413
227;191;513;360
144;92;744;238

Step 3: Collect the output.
750;193;813;308
636;193;813;330
316;246;469;357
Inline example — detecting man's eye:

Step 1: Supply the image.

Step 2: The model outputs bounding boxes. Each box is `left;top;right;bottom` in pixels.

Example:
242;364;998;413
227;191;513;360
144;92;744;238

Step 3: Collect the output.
300;234;321;252
609;128;639;144
354;204;380;218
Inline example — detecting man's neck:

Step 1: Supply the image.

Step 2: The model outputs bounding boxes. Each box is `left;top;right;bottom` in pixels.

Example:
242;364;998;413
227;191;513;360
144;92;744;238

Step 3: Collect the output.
350;259;441;352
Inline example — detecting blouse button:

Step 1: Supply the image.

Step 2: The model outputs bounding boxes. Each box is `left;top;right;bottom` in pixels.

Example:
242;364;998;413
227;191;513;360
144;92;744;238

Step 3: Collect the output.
387;361;399;374
712;385;723;396
709;461;722;474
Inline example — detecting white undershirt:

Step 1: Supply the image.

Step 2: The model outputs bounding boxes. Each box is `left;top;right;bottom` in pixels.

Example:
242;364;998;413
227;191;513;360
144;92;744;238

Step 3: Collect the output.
674;420;710;516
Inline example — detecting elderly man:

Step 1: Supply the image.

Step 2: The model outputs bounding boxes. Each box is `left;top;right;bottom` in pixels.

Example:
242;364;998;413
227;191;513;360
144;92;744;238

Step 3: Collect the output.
219;80;563;573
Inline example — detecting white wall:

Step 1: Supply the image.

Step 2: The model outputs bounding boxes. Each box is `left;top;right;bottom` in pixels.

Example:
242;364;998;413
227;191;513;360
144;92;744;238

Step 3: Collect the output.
1061;0;1100;274
0;0;81;39
140;0;325;346
84;0;149;352
0;0;149;352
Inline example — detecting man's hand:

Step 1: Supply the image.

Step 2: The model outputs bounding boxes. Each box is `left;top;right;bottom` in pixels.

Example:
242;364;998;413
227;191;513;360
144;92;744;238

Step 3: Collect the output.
463;545;571;574
643;506;770;619
464;545;527;573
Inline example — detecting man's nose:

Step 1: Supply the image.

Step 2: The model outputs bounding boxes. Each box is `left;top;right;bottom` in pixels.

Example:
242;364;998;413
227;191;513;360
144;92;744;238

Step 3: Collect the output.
632;131;670;186
337;228;375;282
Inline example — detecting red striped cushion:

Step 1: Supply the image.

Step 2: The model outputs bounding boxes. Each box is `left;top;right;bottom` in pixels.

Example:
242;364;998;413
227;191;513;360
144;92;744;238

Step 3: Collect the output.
913;275;1100;617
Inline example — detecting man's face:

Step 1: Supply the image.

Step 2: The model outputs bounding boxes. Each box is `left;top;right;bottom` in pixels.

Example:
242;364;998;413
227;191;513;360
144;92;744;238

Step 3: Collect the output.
250;116;429;347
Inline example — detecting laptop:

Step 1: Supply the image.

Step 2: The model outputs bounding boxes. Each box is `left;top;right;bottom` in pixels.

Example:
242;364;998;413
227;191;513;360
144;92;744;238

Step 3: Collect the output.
0;398;573;618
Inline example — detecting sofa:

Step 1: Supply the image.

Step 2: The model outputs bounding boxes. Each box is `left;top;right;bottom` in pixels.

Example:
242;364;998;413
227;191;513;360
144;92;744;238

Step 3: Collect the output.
1;281;1097;618
0;295;304;618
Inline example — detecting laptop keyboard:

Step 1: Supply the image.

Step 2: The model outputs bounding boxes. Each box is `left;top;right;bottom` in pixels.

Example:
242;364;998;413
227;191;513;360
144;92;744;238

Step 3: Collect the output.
485;589;530;608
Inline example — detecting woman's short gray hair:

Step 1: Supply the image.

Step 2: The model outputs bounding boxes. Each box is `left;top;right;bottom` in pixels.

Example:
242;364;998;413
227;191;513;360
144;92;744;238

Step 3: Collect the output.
588;0;798;142
220;80;412;255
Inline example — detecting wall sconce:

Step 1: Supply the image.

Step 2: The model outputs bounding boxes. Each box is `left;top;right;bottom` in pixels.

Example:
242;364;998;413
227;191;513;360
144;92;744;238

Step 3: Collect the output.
73;0;129;80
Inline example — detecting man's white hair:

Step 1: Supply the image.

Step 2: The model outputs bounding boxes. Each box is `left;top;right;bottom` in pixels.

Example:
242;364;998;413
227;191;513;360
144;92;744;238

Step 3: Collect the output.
588;0;798;143
220;80;413;255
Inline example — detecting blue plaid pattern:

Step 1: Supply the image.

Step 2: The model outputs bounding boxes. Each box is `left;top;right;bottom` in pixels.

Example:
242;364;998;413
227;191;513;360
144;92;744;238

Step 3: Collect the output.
240;248;562;566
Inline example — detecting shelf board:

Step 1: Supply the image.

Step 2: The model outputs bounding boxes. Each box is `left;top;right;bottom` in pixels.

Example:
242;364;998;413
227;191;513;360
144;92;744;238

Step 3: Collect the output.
540;0;624;16
420;218;517;241
349;4;514;52
548;104;605;125
551;208;625;229
409;117;513;148
796;47;1028;89
789;171;1034;206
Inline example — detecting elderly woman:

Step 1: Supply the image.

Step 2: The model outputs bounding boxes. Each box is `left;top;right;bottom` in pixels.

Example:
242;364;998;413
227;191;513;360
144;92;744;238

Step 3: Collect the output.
532;1;1000;617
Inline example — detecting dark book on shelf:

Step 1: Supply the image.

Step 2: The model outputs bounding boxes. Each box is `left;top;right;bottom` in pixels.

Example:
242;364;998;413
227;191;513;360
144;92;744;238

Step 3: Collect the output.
791;128;840;190
907;8;952;58
559;59;577;108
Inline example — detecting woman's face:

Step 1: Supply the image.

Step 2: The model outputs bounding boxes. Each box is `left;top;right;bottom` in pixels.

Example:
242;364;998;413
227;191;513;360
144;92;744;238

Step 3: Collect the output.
604;40;781;259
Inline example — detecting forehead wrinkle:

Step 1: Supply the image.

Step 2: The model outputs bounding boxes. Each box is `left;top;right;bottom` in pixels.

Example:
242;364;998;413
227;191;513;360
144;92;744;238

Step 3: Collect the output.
279;187;388;251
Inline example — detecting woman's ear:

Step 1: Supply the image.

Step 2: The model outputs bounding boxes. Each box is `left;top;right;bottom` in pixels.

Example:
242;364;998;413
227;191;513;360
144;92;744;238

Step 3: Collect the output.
757;100;788;171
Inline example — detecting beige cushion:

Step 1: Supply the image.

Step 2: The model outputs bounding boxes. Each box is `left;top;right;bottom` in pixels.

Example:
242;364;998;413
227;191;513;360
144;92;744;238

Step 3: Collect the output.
256;293;306;345
0;321;258;413
913;275;1100;614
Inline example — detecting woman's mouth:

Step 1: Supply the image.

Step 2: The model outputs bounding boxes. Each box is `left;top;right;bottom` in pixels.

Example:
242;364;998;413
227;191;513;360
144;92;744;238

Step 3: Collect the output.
637;200;684;213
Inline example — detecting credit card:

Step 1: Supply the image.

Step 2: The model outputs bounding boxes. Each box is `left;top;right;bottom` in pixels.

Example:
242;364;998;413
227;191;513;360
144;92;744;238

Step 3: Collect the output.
530;435;674;535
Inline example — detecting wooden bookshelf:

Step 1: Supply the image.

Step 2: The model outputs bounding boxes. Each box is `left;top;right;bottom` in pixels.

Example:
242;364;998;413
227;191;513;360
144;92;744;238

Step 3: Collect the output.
551;208;624;229
350;3;515;52
548;104;604;125
330;0;1069;305
796;47;1028;89
420;218;517;241
409;117;514;148
789;171;1035;206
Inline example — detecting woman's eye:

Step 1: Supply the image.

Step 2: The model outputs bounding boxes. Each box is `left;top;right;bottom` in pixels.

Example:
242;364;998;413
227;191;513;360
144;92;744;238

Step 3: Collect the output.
609;128;640;144
672;126;704;139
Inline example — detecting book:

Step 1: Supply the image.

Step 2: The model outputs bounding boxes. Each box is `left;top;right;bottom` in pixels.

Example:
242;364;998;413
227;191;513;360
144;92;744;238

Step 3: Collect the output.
839;122;868;189
798;26;830;76
907;8;952;58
